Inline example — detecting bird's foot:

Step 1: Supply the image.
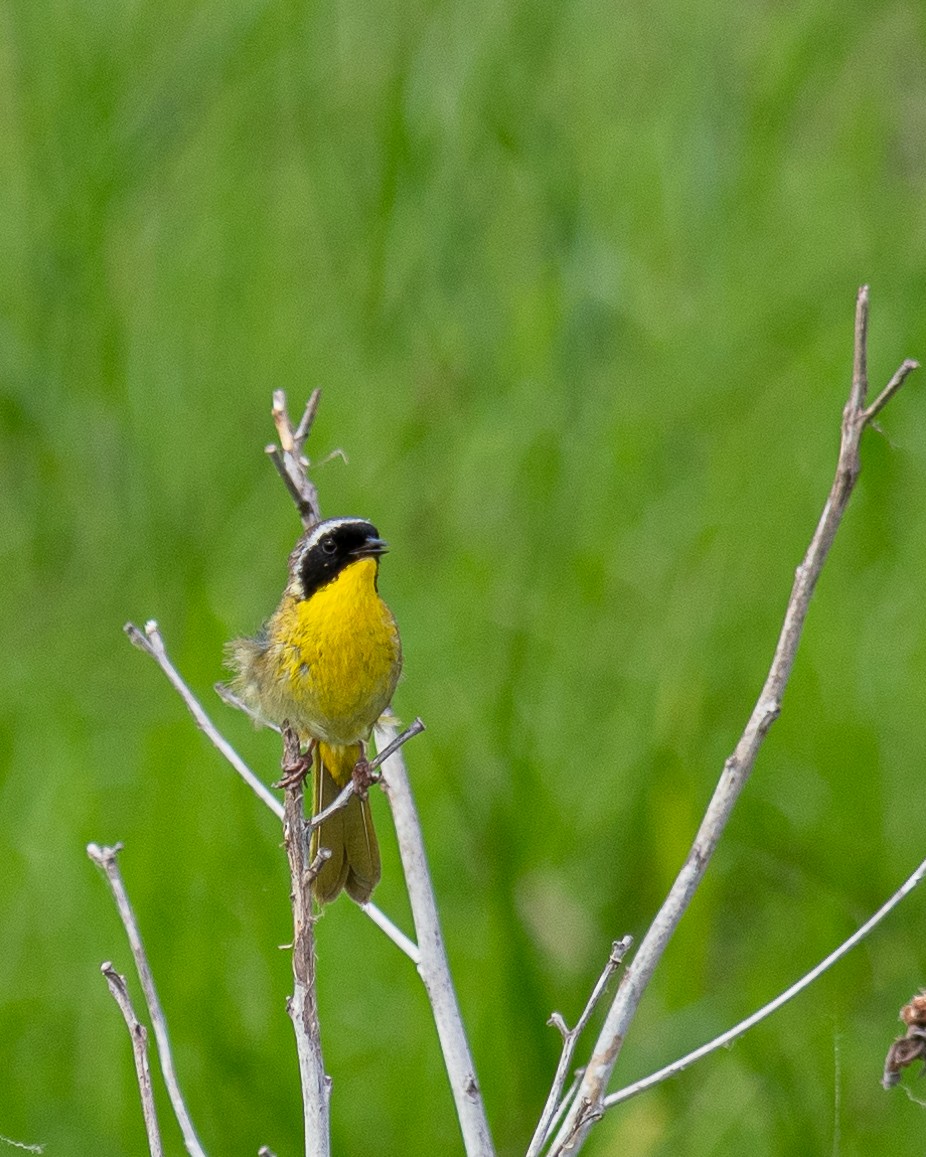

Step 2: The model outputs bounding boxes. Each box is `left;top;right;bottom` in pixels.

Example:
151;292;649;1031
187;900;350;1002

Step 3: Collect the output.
351;743;379;798
275;726;315;789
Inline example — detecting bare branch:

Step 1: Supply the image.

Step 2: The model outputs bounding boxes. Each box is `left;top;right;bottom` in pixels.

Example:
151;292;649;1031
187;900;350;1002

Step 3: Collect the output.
0;1134;44;1153
214;682;282;732
527;937;632;1157
304;718;426;831
863;358;920;424
126;620;283;819
281;734;331;1157
100;963;163;1157
127;620;419;963
602;851;926;1106
359;901;422;964
549;287;919;1154
374;721;496;1157
267;389;323;530
87;844;207;1157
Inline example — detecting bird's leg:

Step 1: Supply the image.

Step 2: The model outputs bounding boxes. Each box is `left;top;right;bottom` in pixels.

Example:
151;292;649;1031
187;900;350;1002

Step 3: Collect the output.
276;725;315;789
351;740;379;797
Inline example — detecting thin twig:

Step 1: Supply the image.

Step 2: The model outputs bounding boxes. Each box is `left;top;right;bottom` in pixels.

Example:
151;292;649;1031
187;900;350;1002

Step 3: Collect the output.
549;287;918;1154
526;938;632;1157
87;844;207;1157
127;619;419;962
544;1071;584;1148
604;851;926;1107
359;902;422;964
267;389;323;530
374;721;496;1157
281;747;330;1157
306;719;425;832
214;682;282;732
863;358;920;423
126;621;283;819
0;1138;44;1154
100;963;164;1157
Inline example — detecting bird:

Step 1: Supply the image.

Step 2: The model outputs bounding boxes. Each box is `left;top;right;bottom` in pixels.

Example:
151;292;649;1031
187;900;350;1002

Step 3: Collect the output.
226;516;402;903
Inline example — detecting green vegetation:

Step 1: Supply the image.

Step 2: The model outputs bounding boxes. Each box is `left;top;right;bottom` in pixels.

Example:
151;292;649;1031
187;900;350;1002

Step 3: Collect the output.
2;1;926;1153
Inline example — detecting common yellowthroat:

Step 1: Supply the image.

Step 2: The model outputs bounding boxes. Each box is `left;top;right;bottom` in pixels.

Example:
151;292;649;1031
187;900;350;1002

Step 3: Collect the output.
227;517;402;903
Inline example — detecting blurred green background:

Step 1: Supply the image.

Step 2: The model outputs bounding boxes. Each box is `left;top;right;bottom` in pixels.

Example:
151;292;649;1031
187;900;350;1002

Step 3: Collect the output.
3;1;926;1154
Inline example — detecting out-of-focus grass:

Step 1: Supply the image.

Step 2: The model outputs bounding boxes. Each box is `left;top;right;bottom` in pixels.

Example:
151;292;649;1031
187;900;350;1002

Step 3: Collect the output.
2;1;926;1153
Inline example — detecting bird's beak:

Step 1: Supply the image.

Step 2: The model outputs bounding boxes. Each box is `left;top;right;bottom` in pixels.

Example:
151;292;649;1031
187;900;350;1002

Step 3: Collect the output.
352;536;389;558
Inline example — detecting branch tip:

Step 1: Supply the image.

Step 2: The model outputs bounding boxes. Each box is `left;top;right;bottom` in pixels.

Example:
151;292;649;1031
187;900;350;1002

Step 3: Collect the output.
548;1012;569;1039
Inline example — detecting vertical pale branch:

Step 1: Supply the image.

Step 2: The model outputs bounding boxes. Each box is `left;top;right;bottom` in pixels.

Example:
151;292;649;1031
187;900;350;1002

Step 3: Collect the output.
100;963;164;1157
87;843;207;1157
268;393;494;1152
374;721;496;1157
281;754;331;1157
548;287;918;1154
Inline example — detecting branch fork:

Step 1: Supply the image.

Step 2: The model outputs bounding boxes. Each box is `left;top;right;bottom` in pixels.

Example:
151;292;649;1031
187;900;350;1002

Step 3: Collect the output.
110;393;494;1156
545;287;919;1155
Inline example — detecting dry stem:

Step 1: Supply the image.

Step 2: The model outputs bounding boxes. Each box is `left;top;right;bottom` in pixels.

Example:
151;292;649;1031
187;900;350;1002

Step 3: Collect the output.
270;390;494;1155
101;963;163;1157
548;287;919;1154
126;619;419;963
606;850;926;1107
281;761;331;1157
87;843;207;1157
266;389;323;530
374;721;496;1157
527;938;632;1157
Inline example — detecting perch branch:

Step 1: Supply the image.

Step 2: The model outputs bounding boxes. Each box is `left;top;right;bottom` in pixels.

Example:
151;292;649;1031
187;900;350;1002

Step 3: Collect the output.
527;937;632;1157
281;730;331;1157
306;719;425;833
100;962;163;1157
374;721;496;1157
266;390;491;1151
604;850;926;1107
126;619;419;963
548;286;918;1154
87;843;207;1157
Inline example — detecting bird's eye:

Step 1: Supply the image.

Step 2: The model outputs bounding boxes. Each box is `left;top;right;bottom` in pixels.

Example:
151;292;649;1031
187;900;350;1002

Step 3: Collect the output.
321;538;337;556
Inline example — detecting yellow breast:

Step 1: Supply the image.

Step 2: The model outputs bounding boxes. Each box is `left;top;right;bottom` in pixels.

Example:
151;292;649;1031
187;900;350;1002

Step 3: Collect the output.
272;557;401;746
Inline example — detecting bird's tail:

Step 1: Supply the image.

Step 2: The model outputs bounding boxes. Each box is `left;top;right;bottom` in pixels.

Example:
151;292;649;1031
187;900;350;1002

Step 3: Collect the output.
310;742;381;904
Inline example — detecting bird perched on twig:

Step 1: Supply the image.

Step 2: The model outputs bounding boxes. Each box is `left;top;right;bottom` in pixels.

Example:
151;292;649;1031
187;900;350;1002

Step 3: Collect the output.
227;517;402;903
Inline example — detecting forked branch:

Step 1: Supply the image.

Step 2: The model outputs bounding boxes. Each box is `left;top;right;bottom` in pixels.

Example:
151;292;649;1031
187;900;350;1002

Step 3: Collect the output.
375;719;496;1157
100;963;163;1157
87;843;207;1157
547;287;918;1154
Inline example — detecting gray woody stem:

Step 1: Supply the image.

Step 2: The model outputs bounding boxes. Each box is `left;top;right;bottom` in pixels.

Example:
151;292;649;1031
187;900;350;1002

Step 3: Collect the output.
125;619;418;964
87;843;207;1157
282;763;331;1157
269;391;494;1152
605;849;926;1108
548;287;919;1154
527;938;633;1157
375;721;497;1157
100;963;163;1157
